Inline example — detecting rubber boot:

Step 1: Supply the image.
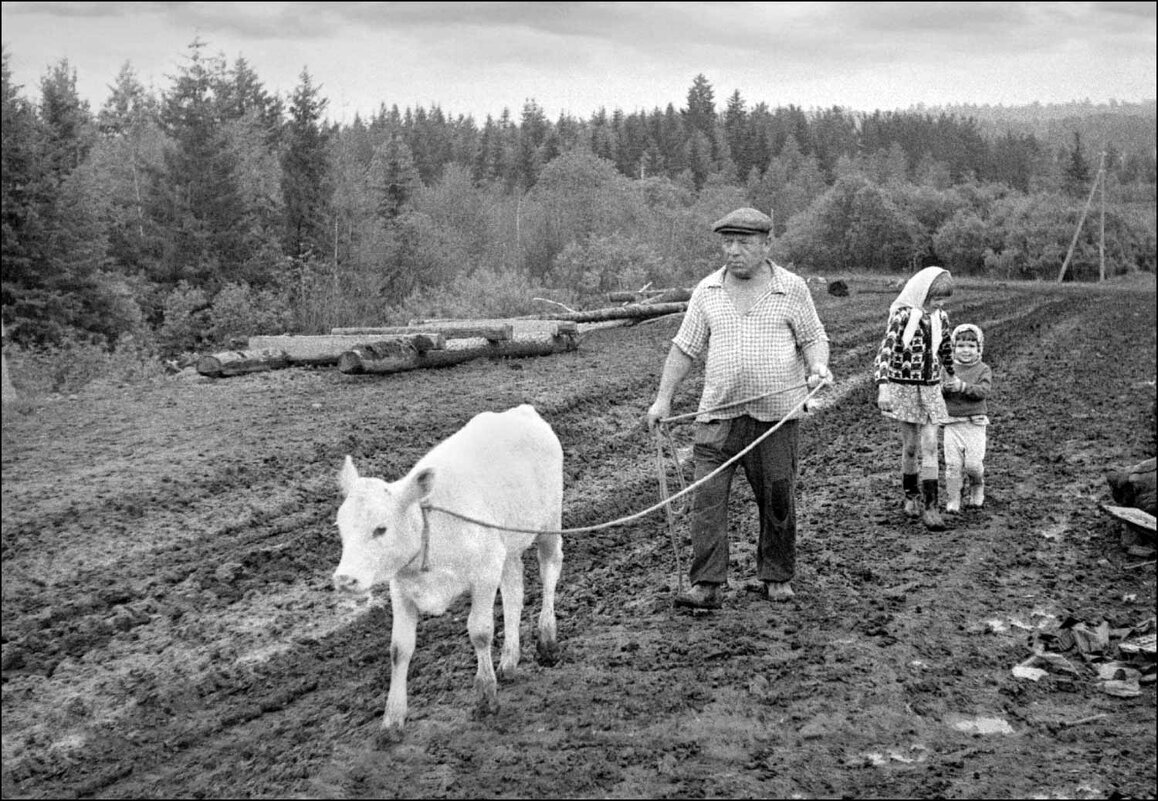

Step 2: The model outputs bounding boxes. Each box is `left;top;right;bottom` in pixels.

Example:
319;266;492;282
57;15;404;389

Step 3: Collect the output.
969;479;985;508
921;479;946;531
902;472;921;518
944;474;963;514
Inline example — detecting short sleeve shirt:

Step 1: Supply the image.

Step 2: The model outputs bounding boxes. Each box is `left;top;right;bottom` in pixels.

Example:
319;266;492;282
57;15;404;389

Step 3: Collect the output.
672;263;828;422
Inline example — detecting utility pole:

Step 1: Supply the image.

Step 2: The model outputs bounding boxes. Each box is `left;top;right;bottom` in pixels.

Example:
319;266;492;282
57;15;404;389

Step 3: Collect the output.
1099;151;1106;282
1056;153;1106;283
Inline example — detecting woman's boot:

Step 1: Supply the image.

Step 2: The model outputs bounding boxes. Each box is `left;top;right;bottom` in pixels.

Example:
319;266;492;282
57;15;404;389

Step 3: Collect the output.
922;479;946;531
903;472;921;518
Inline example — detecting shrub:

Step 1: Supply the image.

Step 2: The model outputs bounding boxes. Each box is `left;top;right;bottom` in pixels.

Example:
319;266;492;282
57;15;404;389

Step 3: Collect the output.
5;333;165;397
401;266;552;321
548;233;665;299
207;282;293;347
156;282;211;357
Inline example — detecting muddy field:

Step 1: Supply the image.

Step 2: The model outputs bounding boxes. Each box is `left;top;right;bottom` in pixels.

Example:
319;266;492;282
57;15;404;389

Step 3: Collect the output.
2;277;1156;799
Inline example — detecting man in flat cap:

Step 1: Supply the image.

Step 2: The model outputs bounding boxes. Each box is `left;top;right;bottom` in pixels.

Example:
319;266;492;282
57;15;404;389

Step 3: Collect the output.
646;207;832;609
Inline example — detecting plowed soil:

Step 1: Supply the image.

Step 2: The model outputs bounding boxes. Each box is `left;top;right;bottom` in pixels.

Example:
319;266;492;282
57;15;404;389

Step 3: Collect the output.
2;278;1155;799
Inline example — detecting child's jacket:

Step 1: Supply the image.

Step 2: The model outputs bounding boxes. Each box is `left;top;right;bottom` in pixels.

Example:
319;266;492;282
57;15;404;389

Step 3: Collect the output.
874;307;954;385
943;360;992;417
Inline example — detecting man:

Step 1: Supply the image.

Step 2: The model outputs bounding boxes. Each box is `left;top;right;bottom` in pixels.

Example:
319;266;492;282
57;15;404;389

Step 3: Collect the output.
646;207;832;609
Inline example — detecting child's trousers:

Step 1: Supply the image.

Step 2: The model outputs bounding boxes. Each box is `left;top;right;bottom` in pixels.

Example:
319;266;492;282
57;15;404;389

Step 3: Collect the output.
944;417;988;488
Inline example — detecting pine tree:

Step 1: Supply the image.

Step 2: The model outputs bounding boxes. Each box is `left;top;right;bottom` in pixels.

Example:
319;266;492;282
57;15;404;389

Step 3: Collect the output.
96;63;164;275
39;60;93;176
1;47;46;322
1063;130;1092;196
281;69;332;258
683;74;716;138
153;38;250;287
369;132;421;222
723;89;750;177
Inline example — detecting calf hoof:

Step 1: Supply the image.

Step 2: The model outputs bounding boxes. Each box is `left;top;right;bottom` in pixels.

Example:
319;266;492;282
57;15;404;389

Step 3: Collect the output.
373;723;405;749
535;639;560;667
497;662;518;681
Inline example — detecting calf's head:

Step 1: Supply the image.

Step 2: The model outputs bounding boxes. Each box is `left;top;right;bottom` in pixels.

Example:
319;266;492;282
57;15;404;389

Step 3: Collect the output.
332;455;435;594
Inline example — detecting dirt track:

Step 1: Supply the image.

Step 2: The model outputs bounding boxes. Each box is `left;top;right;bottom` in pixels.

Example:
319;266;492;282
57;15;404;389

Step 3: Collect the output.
2;278;1156;799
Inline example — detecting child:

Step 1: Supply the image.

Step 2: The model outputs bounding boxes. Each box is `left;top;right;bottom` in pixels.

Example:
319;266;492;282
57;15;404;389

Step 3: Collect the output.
941;324;992;512
874;266;956;531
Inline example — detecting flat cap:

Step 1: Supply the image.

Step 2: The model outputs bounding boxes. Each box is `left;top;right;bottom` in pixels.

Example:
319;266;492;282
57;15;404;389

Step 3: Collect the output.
712;207;773;235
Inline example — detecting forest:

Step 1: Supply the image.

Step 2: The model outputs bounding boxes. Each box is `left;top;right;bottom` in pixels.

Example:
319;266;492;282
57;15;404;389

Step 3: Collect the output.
1;38;1155;361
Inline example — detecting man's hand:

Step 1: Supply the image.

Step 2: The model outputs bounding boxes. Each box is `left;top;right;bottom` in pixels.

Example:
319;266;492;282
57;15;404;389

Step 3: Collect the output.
877;384;893;412
645;399;671;432
807;365;833;390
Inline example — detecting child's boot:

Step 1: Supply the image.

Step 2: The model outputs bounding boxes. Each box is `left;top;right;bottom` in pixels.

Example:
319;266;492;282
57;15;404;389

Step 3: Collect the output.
902;472;920;518
968;479;985;508
921;479;946;531
944;474;962;514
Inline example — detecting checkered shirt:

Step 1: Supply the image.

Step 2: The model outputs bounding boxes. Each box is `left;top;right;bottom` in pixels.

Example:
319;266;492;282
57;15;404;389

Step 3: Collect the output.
672;264;828;422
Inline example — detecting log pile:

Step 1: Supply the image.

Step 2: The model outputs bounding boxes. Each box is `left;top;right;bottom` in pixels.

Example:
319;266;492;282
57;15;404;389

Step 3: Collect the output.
243;333;446;366
338;331;578;375
196;293;687;380
535;301;688;324
332;324;513;342
196;348;290;377
197;322;581;379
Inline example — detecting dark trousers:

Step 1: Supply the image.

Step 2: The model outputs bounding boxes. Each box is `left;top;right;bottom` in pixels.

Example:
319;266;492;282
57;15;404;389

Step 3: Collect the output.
688;416;799;585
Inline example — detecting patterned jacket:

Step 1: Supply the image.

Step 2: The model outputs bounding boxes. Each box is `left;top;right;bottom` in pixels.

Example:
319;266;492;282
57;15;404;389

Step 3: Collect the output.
874;306;954;385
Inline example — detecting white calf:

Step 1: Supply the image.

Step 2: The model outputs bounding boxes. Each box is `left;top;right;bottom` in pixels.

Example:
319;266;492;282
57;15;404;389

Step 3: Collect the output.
332;404;564;738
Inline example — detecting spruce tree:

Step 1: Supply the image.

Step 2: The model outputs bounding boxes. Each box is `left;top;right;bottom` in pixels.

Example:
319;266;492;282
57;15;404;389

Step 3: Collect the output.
281;69;332;259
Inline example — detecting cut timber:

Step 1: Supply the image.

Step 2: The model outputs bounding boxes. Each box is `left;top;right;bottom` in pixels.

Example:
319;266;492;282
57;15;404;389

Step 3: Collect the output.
608;288;692;304
247;333;444;365
339;333;578;375
331;324;514;342
1103;504;1157;536
537;301;688;323
407;319;578;338
197;348;290;377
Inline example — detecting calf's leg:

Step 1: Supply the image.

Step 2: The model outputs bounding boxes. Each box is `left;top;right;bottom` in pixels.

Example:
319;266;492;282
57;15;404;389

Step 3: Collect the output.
382;588;418;737
467;582;501;717
535;532;563;666
497;552;525;679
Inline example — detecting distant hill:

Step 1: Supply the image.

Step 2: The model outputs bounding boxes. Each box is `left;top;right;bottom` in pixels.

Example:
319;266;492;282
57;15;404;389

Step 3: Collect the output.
909;100;1157;158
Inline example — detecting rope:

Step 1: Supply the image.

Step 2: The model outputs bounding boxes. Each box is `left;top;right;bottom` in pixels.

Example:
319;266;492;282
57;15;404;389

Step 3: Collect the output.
658;382;808;425
654;433;686;594
422;382;827;536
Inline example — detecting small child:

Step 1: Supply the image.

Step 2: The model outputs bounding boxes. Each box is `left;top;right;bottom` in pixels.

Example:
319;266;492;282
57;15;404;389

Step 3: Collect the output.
875;266;956;531
941;324;993;512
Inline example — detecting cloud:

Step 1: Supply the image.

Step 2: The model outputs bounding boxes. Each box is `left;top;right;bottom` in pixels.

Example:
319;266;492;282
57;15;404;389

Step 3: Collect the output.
1;1;1152;121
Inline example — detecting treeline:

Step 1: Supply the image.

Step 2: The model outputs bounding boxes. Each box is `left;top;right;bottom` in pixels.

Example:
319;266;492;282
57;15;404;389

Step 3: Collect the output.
1;40;1155;356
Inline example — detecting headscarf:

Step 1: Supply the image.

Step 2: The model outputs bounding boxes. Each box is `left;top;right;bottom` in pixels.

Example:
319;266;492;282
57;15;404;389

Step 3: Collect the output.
890;266;949;351
951;323;984;360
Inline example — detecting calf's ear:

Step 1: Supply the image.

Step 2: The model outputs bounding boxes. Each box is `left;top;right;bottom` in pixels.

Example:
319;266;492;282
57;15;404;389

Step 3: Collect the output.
339;455;359;497
398;466;435;508
415;467;435;499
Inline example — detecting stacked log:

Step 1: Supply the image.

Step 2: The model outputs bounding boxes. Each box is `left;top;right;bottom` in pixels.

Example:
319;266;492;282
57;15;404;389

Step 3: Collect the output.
338;332;578;375
536;301;688;324
607;288;692;304
246;333;445;366
203;320;582;378
196;348;290;377
331;324;513;342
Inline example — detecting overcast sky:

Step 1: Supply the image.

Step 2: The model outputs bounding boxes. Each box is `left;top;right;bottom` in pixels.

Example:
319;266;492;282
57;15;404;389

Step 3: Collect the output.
2;1;1155;124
